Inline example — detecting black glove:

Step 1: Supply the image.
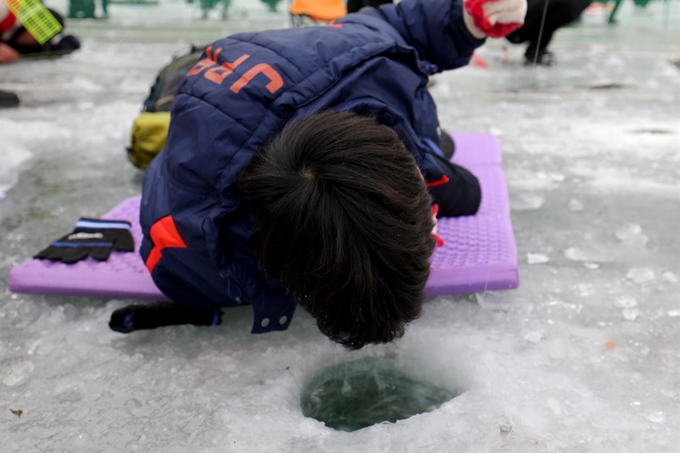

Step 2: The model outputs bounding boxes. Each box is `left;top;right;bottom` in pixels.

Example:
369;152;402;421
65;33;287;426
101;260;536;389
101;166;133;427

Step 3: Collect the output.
34;218;134;264
109;304;223;333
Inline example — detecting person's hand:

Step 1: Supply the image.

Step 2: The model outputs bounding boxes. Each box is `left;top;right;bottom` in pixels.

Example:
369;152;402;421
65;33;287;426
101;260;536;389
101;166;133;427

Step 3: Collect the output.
0;43;20;64
463;0;528;39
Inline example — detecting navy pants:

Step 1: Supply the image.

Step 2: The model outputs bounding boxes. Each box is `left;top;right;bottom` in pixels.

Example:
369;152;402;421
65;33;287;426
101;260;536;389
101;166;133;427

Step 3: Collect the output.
429;135;482;218
506;0;593;57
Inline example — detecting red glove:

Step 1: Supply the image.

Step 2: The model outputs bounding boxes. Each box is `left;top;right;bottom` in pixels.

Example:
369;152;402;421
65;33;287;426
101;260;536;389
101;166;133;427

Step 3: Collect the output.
464;0;526;39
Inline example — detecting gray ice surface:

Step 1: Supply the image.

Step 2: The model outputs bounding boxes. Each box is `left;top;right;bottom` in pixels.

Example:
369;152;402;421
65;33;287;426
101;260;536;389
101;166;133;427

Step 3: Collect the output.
1;2;679;452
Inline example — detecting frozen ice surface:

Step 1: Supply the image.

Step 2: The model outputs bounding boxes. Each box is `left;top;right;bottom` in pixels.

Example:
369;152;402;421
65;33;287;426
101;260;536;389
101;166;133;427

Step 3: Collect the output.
511;192;545;211
568;197;584;212
1;3;680;452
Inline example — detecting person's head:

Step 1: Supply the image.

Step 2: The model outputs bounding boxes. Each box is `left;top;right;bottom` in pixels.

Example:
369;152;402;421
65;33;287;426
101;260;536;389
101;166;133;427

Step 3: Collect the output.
239;110;435;349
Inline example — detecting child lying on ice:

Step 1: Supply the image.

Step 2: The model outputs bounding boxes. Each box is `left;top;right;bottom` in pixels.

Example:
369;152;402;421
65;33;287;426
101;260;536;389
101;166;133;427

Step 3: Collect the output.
110;0;527;349
0;1;80;64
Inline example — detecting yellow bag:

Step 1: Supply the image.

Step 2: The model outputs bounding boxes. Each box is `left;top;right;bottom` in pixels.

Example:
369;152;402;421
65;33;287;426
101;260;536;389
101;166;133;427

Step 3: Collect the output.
126;46;205;170
127;112;171;170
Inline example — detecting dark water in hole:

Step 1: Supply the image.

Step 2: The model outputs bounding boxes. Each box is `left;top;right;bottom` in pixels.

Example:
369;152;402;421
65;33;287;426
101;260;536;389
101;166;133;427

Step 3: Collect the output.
300;356;458;432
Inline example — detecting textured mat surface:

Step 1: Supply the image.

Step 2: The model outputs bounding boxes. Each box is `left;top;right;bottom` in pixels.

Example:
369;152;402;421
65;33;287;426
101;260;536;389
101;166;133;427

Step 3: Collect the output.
8;133;518;299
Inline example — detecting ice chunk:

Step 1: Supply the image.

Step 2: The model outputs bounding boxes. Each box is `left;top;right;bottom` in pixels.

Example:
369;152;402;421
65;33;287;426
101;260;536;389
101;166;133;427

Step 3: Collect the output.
512;193;545;211
475;292;512;311
3;361;34;386
568;198;584;212
576;283;596;297
661;272;678;283
645;411;665;424
524;331;544;343
527;253;550;264
626;268;655;284
667;310;680;318
615;223;648;247
0;143;32;194
564;247;613;263
622;307;640;321
614;297;638;308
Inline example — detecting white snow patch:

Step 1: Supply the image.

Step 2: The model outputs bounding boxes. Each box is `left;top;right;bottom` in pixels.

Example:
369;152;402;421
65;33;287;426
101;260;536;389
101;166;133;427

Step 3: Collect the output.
564;247;614;263
3;361;34;386
616;223;649;247
614;297;638;308
568;198;584;212
0;142;33;194
661;272;678;283
512;193;545;211
622;308;641;321
626;268;656;284
527;253;550;265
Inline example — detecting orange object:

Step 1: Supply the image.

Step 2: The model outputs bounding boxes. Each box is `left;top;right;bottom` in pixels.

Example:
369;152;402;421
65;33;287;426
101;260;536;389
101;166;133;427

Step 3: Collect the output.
425;175;450;188
605;341;616;350
471;53;490;69
289;0;347;23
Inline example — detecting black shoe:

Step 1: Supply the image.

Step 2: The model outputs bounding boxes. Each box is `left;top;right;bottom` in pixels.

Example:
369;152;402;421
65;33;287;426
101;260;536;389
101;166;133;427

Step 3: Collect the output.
0;90;19;108
524;49;556;67
439;129;455;159
52;35;81;52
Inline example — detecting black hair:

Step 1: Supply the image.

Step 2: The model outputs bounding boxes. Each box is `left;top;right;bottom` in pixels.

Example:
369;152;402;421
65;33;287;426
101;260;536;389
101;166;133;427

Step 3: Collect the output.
239;110;435;349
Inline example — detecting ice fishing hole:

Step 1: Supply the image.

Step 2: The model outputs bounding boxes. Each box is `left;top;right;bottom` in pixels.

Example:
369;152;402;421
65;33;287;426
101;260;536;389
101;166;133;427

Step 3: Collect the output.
300;355;460;432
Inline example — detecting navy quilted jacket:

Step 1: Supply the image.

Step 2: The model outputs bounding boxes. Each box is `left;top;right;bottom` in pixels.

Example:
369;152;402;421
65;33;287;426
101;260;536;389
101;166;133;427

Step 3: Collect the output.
140;0;484;334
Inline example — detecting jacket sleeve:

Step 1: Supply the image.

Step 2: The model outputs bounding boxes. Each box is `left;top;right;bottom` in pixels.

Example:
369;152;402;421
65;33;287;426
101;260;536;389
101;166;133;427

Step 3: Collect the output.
356;0;485;71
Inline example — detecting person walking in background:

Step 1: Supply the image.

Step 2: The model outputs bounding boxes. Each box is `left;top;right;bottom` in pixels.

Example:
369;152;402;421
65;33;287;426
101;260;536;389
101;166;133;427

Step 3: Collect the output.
506;0;592;65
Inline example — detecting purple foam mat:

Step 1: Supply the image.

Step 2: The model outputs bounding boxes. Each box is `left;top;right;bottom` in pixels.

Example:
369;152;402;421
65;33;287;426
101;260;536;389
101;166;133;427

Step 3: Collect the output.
451;133;502;166
9;195;170;301
8;133;518;300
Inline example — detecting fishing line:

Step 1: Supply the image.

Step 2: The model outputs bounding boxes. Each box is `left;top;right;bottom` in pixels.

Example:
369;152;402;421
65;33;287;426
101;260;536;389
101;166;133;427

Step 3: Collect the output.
532;0;551;69
471;1;552;305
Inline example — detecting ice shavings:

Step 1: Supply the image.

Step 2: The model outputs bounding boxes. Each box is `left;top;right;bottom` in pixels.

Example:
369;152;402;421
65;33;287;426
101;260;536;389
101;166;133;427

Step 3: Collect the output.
527;253;550;265
568;198;584;212
616;223;649;247
564;247;614;263
626;268;656;284
511;193;545;211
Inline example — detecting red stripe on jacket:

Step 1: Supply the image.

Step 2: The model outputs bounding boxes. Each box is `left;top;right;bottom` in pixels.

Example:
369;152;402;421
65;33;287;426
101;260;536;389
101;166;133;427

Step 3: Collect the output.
146;216;187;273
